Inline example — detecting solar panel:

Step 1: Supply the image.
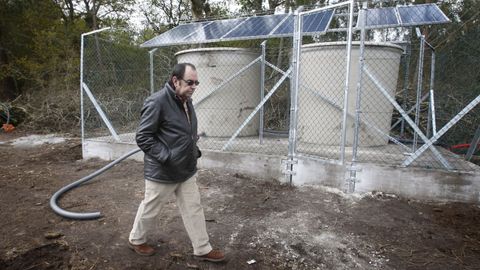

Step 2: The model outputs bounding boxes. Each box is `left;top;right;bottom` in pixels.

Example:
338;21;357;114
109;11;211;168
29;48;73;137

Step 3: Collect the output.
397;4;450;26
272;14;294;35
355;4;450;30
272;10;334;35
362;7;399;28
184;17;247;42
142;9;334;47
303;9;334;34
141;22;210;48
223;14;288;39
140;4;450;48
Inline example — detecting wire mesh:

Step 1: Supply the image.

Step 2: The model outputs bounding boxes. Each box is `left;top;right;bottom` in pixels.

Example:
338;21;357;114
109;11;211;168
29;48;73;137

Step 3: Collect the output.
82;32;150;143
295;41;348;161
81;3;479;173
353;40;451;169
175;45;290;156
349;5;480;172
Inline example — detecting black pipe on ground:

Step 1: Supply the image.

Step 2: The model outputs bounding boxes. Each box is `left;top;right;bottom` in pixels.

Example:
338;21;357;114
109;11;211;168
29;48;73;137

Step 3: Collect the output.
49;148;141;220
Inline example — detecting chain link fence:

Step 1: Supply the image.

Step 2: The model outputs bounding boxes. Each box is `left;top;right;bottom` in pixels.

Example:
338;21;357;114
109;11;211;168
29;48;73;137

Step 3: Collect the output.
82;31;150;143
81;5;479;174
347;5;480;172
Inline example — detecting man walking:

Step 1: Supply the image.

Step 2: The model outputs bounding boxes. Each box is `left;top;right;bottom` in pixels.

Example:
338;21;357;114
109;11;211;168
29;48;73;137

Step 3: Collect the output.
128;63;225;262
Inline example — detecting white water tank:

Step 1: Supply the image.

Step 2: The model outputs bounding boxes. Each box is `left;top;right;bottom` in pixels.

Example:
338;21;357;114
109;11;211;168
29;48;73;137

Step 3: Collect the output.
175;48;261;137
297;42;403;146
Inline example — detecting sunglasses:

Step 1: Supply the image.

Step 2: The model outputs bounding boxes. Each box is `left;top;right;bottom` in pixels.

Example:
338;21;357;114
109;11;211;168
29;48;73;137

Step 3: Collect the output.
181;79;200;86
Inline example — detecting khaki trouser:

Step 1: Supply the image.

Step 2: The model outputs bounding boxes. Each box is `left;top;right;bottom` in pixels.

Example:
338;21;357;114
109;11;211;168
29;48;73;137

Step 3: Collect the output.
129;174;212;256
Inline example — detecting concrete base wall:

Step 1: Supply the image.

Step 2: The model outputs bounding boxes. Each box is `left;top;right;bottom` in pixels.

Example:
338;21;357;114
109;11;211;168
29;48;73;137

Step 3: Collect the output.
197;150;284;182
84;140;480;203
355;164;480;203
83;141;144;161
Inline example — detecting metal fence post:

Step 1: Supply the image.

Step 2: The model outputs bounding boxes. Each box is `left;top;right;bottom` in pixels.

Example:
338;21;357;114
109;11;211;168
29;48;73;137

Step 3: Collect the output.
80;31;85;158
348;3;366;193
286;7;303;185
340;0;355;165
80;27;110;158
149;48;158;94
400;43;411;138
426;44;436;137
260;41;267;144
413;34;425;151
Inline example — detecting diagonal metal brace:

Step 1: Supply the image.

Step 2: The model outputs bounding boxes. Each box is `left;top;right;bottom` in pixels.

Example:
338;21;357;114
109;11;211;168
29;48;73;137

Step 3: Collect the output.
364;66;453;170
265;60;291;77
403;94;480;167
82;82;120;142
466;125;480;162
222;67;292;151
390;92;430;132
193;56;261;107
303;85;411;152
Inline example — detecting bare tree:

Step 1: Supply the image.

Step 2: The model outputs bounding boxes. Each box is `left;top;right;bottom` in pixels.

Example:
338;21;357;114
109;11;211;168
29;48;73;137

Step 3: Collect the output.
190;0;211;19
53;0;135;30
141;0;190;32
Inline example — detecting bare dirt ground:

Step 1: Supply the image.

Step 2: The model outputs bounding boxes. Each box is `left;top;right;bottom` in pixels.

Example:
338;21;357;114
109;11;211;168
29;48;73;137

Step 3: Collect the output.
1;131;480;270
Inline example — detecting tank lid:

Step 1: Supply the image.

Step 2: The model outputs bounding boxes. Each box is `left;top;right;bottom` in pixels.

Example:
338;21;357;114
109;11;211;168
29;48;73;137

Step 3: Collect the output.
175;47;258;56
302;41;403;51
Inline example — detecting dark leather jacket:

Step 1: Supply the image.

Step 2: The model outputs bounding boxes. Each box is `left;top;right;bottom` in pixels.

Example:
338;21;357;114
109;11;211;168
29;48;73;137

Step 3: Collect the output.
136;82;200;183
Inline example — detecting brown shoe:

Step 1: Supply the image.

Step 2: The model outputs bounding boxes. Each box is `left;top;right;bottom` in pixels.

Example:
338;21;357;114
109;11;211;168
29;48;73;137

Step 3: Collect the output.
128;242;155;256
195;249;225;262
